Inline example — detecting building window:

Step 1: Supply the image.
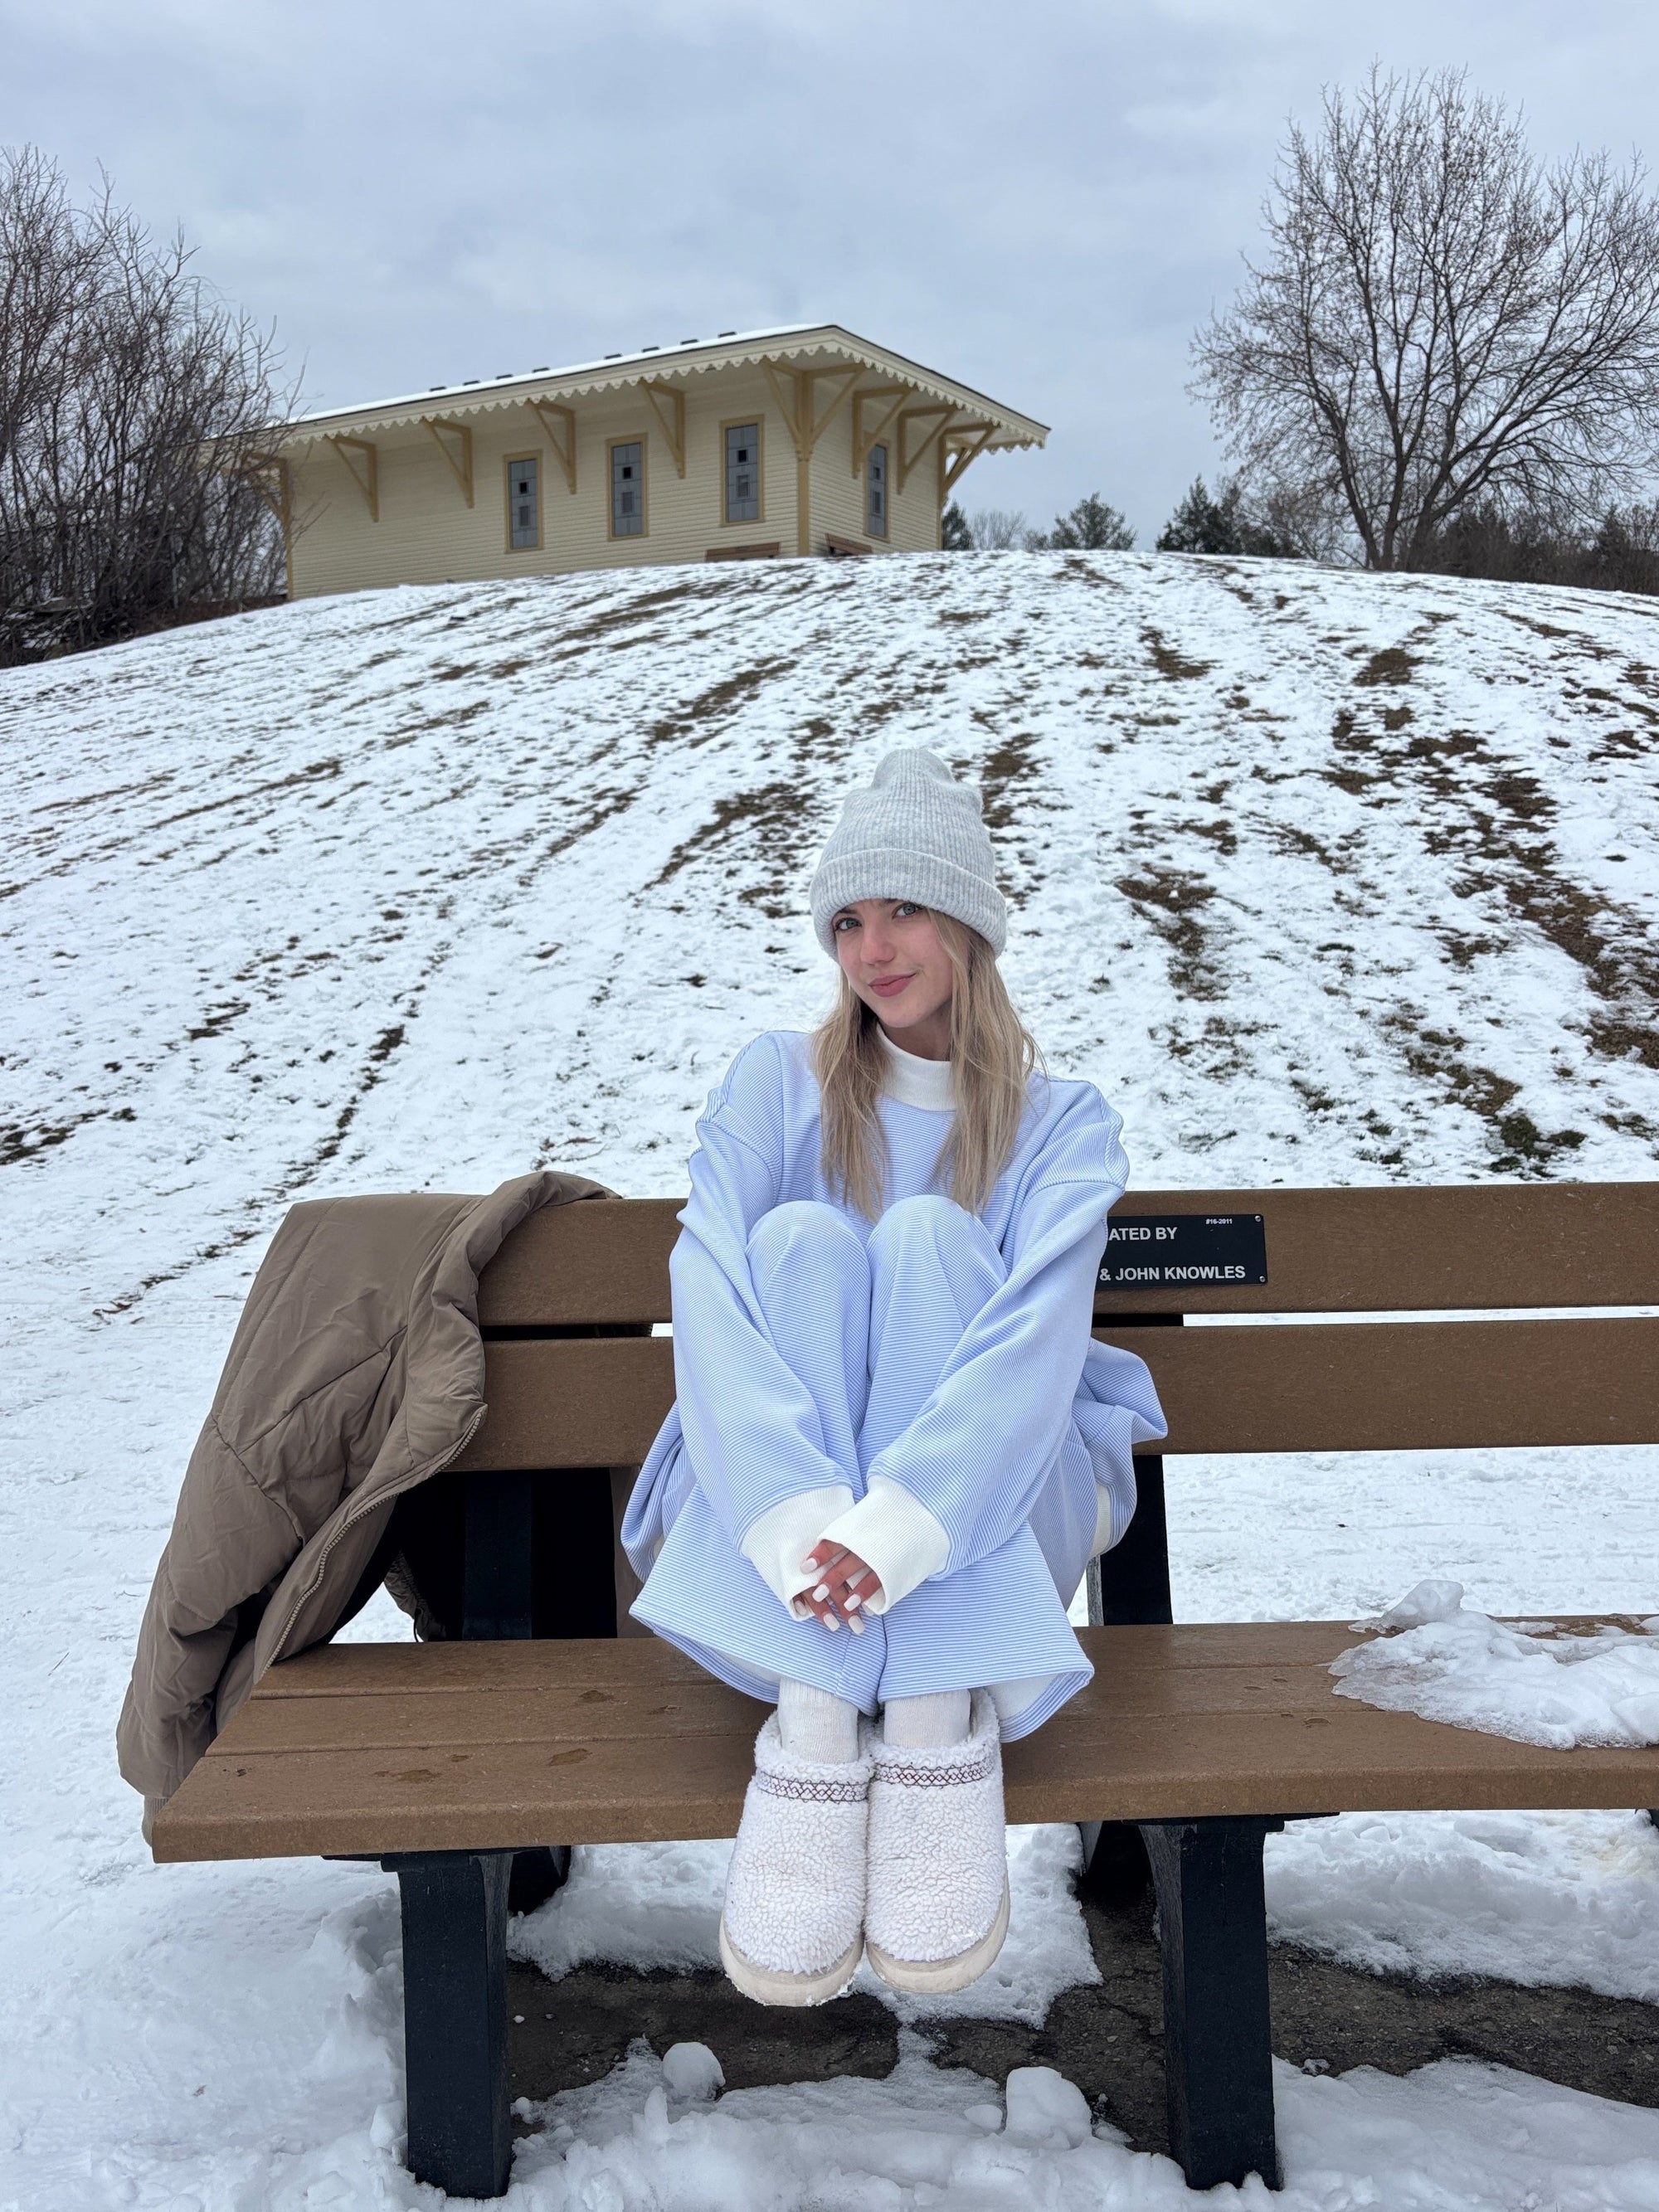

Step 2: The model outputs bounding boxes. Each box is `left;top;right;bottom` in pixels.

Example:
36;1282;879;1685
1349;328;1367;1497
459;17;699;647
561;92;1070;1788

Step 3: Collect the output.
610;439;645;537
867;441;888;537
724;421;761;523
506;455;540;549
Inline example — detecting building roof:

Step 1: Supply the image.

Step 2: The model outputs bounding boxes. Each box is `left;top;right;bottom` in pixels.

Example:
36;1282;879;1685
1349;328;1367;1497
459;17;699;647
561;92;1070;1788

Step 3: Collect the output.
283;323;1048;450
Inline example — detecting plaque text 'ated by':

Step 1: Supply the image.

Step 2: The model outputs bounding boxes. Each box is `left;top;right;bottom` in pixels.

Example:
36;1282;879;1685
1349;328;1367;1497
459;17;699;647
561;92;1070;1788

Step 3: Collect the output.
1099;1214;1269;1290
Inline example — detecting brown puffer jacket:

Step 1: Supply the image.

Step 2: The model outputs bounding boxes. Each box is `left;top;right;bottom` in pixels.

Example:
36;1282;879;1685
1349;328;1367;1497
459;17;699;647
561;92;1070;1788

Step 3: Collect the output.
117;1169;608;1825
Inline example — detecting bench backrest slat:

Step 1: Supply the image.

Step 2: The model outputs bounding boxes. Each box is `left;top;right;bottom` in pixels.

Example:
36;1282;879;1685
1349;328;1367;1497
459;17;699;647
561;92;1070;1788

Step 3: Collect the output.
1102;1184;1659;1315
479;1197;681;1328
478;1185;1659;1329
451;1314;1659;1471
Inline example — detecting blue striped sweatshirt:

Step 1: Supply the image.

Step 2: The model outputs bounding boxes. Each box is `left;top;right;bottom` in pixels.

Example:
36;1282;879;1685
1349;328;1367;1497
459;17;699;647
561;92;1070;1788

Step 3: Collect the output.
623;1029;1167;1619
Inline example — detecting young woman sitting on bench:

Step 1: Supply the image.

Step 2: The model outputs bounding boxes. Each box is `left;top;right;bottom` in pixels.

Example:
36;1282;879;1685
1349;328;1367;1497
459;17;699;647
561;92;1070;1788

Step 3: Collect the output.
623;748;1165;2005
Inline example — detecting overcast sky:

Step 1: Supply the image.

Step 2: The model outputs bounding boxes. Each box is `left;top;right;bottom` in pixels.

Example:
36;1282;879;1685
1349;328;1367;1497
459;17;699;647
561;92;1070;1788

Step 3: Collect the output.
4;0;1655;540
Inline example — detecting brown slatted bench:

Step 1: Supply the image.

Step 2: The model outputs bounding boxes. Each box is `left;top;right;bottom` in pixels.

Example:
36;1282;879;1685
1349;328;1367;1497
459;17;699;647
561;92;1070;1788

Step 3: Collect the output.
152;1184;1659;2198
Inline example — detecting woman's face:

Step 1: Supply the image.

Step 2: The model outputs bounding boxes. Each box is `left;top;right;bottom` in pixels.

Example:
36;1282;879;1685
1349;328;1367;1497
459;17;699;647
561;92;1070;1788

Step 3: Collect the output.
831;899;954;1042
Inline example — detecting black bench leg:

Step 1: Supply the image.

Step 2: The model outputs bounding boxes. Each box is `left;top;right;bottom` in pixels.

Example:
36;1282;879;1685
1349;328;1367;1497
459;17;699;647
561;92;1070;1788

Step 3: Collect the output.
1077;1453;1173;1902
1078;1817;1154;1905
1140;1816;1284;2192
508;1843;572;1913
384;1850;514;2200
460;1474;581;1921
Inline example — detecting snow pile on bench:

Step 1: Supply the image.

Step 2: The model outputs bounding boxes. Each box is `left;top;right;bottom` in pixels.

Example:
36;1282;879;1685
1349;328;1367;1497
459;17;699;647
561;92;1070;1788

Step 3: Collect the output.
1332;1581;1659;1749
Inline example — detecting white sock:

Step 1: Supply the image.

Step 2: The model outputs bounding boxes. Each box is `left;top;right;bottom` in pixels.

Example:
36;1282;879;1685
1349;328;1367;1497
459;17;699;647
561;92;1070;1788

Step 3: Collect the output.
776;1678;861;1763
881;1689;972;1748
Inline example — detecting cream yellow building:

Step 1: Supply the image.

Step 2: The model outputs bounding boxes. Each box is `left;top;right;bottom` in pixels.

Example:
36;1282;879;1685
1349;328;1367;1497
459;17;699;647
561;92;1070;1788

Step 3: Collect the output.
274;323;1046;597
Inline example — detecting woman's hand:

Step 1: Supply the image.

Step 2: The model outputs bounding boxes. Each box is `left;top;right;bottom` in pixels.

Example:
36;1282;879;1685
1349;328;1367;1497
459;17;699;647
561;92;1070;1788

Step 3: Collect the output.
797;1541;883;1632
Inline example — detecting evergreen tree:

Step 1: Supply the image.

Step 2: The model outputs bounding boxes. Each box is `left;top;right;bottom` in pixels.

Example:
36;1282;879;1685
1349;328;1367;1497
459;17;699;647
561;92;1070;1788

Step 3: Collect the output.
1157;477;1234;552
941;500;973;550
1156;475;1298;557
1031;492;1135;552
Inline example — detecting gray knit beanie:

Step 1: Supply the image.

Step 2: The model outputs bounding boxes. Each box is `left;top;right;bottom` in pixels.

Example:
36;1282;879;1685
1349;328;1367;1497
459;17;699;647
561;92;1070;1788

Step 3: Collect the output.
809;749;1007;955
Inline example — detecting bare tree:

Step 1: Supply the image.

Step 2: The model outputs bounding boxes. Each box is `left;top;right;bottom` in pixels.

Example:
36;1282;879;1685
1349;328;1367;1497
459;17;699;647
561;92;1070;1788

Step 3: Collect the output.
966;507;1030;550
1193;69;1659;569
0;148;293;662
0;148;95;620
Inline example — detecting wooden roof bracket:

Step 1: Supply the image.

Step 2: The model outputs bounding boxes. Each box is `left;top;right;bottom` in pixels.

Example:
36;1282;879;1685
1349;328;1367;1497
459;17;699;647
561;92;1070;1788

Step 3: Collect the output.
240;456;291;531
527;399;577;493
804;365;862;454
941;419;998;500
326;434;379;521
760;359;802;453
420;416;474;507
851;384;912;476
762;359;864;557
761;359;863;459
895;405;955;494
639;380;686;476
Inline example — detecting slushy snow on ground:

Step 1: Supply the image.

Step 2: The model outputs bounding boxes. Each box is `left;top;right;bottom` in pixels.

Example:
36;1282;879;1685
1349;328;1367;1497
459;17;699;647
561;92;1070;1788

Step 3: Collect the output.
513;1823;1097;2029
6;549;1659;2206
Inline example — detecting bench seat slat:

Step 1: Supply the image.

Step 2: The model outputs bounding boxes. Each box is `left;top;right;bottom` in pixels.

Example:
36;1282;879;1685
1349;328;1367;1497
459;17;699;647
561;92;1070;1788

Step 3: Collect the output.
477;1186;1659;1328
152;1624;1659;1863
451;1315;1659;1470
237;1636;720;1696
235;1618;1403;1699
158;1734;763;1858
226;1680;761;1753
221;1620;1649;1748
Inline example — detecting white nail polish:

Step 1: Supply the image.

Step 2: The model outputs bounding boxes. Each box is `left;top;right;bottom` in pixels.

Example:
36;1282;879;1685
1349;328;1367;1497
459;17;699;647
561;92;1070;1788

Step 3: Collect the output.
847;1613;864;1635
825;1613;840;1631
844;1592;862;1611
812;1584;830;1602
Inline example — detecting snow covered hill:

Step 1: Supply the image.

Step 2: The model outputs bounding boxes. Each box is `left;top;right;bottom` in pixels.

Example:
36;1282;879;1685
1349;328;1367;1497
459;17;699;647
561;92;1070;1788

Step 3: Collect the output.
8;547;1659;1301
6;552;1659;2209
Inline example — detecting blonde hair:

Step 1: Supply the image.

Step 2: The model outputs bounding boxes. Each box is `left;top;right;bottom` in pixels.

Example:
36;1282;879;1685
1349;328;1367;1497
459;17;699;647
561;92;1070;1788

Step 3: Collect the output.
810;912;1041;1219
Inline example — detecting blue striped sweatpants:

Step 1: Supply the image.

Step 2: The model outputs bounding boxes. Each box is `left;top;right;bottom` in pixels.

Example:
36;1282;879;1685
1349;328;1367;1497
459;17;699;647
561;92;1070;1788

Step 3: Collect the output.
630;1195;1097;1738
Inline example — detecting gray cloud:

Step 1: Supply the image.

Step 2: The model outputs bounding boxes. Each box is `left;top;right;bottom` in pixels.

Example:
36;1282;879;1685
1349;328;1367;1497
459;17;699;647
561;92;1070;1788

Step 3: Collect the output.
2;0;1651;539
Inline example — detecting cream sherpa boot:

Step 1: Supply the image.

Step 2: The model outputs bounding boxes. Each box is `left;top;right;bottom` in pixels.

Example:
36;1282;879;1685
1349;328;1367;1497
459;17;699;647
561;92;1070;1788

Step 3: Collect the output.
864;1690;1010;1995
718;1714;875;2006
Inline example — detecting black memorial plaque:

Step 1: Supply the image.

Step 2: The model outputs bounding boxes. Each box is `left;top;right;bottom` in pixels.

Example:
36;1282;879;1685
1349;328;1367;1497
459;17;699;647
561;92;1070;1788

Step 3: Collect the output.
1099;1213;1267;1290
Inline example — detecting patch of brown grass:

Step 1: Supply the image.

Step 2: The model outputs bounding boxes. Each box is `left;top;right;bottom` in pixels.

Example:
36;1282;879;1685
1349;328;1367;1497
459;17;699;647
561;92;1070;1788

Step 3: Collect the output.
1484;771;1553;821
557;581;708;649
646;658;795;748
977;733;1041;834
1354;646;1418;686
1141;628;1213;681
648;781;823;921
1114;867;1223;998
